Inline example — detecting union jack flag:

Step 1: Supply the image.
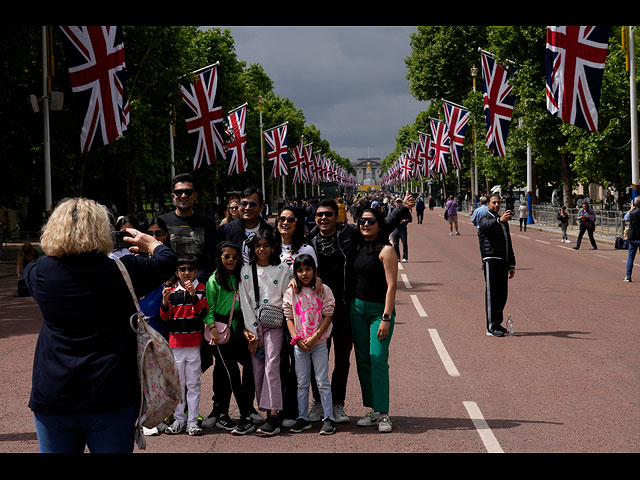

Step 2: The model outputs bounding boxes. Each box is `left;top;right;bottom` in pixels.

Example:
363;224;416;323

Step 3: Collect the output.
59;26;129;153
546;26;611;132
289;137;307;183
225;104;248;175
304;143;314;184
264;123;288;179
481;52;515;157
417;132;431;180
399;153;412;182
180;64;225;169
443;101;470;170
429;118;450;175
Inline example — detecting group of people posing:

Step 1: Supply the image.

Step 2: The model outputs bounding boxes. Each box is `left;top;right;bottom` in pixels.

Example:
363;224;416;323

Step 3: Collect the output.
22;173;416;453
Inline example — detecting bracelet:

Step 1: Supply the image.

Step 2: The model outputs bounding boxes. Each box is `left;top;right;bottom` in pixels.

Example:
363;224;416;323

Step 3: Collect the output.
290;334;304;345
209;324;217;329
149;241;163;255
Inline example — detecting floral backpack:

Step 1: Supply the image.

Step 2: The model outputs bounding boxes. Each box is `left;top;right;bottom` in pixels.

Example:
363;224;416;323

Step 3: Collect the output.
114;258;182;450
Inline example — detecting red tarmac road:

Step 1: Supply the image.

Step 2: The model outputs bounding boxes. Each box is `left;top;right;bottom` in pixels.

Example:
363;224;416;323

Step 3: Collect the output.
1;208;638;453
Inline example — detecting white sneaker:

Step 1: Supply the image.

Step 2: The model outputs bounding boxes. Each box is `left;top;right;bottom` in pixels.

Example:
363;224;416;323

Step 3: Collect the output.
142;426;159;436
186;422;203;436
356;411;380;427
377;414;393;433
333;405;350;424
308;401;323;422
401;258;407;263
165;420;186;435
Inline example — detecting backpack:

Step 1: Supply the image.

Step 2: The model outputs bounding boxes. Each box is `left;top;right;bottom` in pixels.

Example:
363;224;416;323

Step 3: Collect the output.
114;258;182;450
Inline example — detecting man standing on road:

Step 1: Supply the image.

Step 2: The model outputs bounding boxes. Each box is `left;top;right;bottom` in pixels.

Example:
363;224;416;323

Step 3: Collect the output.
160;173;216;283
445;195;460;236
390;197;412;263
306;192;415;423
478;194;516;337
623;196;640;282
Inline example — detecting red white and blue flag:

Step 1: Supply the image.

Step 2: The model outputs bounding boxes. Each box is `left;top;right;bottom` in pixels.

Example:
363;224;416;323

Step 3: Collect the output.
417;132;431;180
545;26;610;132
180;64;225;169
429;118;450;175
264;122;288;179
289;137;307;184
443;101;470;170
59;26;129;153
304;143;314;184
225;103;248;175
481;51;515;157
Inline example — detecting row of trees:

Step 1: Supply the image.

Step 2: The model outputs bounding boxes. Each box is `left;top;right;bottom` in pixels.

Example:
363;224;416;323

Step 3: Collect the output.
0;26;353;231
385;26;638;207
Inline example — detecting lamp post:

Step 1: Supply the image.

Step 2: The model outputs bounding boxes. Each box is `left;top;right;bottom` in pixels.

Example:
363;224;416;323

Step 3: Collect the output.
471;65;478;208
258;95;265;196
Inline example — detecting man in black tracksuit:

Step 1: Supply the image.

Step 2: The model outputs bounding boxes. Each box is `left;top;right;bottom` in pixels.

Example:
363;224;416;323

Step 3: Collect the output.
478;194;516;337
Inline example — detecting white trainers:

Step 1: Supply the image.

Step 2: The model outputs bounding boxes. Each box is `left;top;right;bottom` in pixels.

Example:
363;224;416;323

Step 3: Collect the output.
356;411;380;427
165;420;186;434
308;401;323;422
333;405;350;424
142;426;159;436
377;414;393;433
186;422;203;436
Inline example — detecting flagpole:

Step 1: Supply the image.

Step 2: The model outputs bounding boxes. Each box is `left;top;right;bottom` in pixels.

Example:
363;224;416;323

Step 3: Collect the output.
629;26;639;202
42;26;53;214
258;95;265;196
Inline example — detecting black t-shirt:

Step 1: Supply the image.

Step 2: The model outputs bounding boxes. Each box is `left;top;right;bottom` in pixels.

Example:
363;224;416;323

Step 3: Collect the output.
160;210;216;282
352;242;387;304
315;233;346;305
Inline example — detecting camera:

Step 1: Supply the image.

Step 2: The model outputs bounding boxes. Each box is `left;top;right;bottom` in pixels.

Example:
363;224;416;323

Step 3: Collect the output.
113;230;133;249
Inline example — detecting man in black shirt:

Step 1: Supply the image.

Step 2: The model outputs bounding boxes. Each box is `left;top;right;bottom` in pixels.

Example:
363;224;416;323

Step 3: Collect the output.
160;173;216;284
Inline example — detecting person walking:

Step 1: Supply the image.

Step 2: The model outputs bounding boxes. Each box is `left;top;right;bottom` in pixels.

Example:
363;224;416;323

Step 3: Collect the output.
557;206;570;243
415;195;425;224
478;194;516;337
390;197;412;263
23;197;177;453
445;195;460;235
573;201;598;250
624;196;640;282
518;202;529;232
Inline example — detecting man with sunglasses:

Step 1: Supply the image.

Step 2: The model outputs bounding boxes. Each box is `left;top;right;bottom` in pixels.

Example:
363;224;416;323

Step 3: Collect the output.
305;192;415;424
213;186;273;264
160;173;217;283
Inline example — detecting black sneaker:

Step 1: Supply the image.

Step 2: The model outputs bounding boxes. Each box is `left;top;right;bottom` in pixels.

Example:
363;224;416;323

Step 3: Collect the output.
256;416;280;436
320;419;336;435
231;421;256;436
289;418;312;433
215;415;237;431
486;330;505;337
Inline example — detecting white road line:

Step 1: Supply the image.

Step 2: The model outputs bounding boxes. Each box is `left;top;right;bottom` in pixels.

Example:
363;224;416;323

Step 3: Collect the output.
463;401;504;453
428;329;460;377
557;245;574;250
401;273;412;289
621;260;640;266
535;239;550;244
410;294;428;317
398;262;404;270
595;254;610;259
518;235;530;239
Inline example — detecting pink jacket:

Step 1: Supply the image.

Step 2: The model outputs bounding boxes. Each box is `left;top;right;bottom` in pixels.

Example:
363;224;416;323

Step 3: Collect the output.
283;284;335;342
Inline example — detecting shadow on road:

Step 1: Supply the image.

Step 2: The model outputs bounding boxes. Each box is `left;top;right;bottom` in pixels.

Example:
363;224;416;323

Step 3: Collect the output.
510;330;592;340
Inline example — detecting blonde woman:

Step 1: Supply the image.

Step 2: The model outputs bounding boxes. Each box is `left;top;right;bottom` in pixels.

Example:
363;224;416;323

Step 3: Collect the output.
23;197;177;453
220;198;240;226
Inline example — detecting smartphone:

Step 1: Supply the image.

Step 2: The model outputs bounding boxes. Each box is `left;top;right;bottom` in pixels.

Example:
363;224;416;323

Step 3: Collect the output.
255;346;265;360
113;230;133;249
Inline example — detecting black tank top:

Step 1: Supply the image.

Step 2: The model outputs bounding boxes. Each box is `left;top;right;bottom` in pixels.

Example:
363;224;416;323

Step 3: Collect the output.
353;242;387;304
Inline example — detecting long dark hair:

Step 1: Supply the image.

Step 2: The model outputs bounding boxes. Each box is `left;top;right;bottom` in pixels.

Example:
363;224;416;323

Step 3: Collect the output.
249;229;281;266
358;208;390;255
141;216;170;246
293;253;317;291
274;205;307;254
214;241;243;291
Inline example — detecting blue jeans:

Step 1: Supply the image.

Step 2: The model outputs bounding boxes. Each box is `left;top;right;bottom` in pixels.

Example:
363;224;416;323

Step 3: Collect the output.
33;403;138;453
627;240;640;278
294;342;334;421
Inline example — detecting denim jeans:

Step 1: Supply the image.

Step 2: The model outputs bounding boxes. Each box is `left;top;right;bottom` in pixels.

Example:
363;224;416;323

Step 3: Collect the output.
294;342;334;421
627;240;640;278
33;403;138;453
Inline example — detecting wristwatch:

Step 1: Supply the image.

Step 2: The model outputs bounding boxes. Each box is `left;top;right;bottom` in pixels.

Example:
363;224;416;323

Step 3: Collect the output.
382;313;391;322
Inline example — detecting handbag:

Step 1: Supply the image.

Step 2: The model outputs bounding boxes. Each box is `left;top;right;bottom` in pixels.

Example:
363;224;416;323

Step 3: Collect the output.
204;290;237;345
252;263;285;329
113;258;181;450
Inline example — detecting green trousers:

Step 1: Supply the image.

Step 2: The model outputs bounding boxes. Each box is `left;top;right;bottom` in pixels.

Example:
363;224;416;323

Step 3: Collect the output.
349;298;395;413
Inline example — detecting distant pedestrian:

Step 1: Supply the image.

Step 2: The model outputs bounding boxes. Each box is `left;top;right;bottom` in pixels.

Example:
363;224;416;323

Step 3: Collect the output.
573;201;597;250
415;196;425;224
390;197;412;263
623;197;640;282
445;195;460;236
471;196;489;229
557;206;570;243
518;202;529;232
478;194;516;337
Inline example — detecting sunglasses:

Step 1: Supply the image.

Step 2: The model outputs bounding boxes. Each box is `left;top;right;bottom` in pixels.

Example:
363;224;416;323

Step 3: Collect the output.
173;188;194;197
240;200;259;209
221;253;239;261
278;216;296;224
255;243;272;250
358;217;378;226
229;206;239;210
315;211;335;218
146;230;166;238
178;266;196;272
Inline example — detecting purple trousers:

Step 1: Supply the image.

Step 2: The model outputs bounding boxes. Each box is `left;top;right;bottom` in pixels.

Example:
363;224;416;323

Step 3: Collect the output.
252;324;284;412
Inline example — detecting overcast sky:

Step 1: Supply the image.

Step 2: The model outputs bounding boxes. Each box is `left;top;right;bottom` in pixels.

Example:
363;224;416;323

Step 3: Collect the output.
207;26;430;166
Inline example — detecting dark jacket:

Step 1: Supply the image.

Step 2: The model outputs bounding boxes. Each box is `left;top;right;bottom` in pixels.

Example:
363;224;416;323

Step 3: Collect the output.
307;204;409;305
213;216;273;250
628;208;640;241
24;245;177;415
478;211;516;267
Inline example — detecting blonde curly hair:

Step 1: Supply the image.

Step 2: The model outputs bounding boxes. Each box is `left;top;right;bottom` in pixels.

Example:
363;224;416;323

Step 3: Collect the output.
40;198;114;257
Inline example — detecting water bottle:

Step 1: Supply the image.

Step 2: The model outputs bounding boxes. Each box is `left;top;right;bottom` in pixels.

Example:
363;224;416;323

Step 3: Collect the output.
507;314;513;336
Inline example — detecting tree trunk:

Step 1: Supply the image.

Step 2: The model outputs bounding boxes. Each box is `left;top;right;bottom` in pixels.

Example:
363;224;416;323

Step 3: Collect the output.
560;152;573;207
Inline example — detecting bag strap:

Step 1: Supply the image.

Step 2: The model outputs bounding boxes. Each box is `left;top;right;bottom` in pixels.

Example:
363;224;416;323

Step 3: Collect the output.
251;262;260;310
113;257;145;332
